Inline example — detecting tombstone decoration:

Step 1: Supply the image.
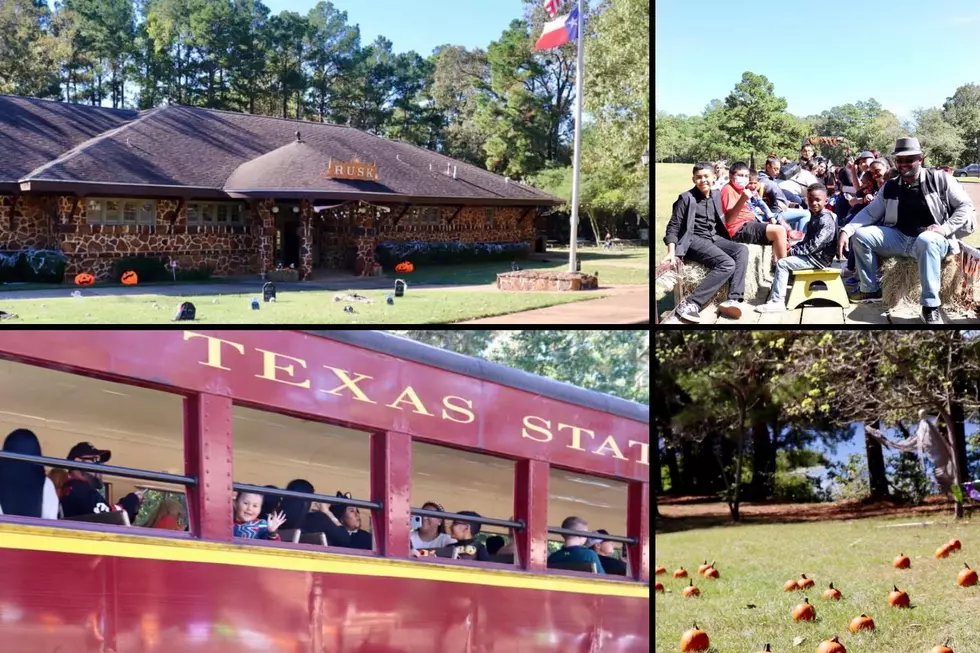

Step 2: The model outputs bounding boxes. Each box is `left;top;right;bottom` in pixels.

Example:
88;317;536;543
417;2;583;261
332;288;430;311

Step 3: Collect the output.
263;281;276;302
511;261;521;271
394;279;407;298
173;302;196;321
386;294;394;305
575;259;581;272
343;305;354;314
251;297;260;310
169;259;178;282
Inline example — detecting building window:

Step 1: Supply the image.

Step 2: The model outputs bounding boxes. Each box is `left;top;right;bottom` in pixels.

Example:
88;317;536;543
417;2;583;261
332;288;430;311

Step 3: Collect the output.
485;208;495;229
187;202;244;226
87;198;156;226
416;207;440;226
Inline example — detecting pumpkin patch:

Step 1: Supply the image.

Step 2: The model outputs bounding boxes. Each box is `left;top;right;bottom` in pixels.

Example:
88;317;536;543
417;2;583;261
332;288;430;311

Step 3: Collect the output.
784;578;799;592
894;553;911;569
957;563;977;587
822;582;842;600
680;623;709;652
682;579;700;598
849;614;875;632
797;574;814;589
673;567;688;578
888;585;910;608
792;597;815;621
817;635;847;653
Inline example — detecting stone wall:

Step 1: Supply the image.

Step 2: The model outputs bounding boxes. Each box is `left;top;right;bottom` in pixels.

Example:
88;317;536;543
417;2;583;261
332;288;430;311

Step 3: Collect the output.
496;270;599;292
1;194;259;280
376;206;533;244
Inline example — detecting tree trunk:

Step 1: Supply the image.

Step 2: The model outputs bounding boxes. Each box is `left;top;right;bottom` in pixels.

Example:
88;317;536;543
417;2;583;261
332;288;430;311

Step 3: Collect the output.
866;421;890;500
750;418;774;500
654;436;663;495
679;440;694;494
664;444;682;495
729;395;747;522
950;398;968;519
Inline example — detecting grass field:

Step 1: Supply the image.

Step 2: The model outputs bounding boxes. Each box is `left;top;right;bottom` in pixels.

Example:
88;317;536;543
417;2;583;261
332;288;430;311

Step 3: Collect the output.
655;514;979;653
0;287;600;324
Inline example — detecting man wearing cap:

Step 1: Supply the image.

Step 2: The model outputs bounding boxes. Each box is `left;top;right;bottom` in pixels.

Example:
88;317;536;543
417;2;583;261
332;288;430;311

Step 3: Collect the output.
448;510;491;561
838;136;976;324
60;442;145;522
589;529;628;575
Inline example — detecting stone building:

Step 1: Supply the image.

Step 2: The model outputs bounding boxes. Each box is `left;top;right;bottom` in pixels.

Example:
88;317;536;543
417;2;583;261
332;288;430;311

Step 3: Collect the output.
0;95;562;280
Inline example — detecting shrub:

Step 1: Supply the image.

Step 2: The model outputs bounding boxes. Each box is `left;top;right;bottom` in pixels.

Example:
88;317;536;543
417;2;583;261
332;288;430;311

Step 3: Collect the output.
112;256;170;283
887;453;935;505
773;470;828;503
375;241;531;269
0;249;66;283
825;453;871;501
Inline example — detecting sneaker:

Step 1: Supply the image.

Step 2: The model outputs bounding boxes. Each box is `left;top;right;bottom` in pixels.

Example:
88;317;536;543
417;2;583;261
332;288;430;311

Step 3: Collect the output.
718;299;743;320
675;299;702;323
921;306;944;325
788;230;804;241
755;300;787;313
847;289;883;303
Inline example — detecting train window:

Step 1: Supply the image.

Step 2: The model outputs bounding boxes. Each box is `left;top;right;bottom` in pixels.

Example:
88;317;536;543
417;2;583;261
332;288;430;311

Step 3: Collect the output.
410;441;516;562
230;405;373;549
547;467;629;576
0;360;188;531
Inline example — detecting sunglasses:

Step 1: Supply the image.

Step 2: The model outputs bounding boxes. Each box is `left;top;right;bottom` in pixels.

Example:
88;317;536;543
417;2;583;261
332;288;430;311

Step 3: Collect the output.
895;156;920;164
79;456;104;464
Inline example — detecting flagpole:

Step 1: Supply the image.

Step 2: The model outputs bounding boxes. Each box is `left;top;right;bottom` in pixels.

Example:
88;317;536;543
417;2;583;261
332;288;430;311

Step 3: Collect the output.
567;0;584;273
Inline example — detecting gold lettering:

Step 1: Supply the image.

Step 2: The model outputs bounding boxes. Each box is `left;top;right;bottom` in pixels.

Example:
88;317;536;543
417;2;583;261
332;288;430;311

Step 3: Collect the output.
441;395;475;424
254;348;310;388
559;423;595;451
593;435;628;460
387;386;434;416
628;440;650;465
522;415;552;442
321;366;377;403
183;331;245;371
356;166;365;176
334;164;343;175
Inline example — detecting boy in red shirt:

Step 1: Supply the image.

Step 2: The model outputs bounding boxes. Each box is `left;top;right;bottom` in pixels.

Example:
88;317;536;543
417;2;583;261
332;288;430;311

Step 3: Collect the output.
722;162;788;264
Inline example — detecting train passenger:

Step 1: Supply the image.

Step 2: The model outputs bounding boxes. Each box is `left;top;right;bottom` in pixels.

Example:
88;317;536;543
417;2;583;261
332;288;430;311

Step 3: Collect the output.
485;535;506;556
589;529;627;575
60;441;144;523
233;491;285;540
329;491;373;550
547;516;606;574
0;429;59;519
280;479;351;547
410;500;457;553
48;468;69;497
147;498;185;530
260;485;281;517
449;511;491;561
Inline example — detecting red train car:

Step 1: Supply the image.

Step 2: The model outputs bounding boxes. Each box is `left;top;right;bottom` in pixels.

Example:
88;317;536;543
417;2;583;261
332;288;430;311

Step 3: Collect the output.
0;330;650;652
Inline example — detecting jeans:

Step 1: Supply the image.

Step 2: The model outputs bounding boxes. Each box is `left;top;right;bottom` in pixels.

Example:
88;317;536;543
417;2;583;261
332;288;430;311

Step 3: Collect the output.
783;189;804;205
770;255;818;302
778;209;811;233
683;236;748;307
851;226;951;307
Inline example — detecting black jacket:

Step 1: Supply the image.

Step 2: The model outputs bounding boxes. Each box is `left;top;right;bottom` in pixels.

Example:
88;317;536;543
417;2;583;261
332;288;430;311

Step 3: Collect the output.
450;538;491;561
60;479;141;523
663;187;729;258
789;210;837;268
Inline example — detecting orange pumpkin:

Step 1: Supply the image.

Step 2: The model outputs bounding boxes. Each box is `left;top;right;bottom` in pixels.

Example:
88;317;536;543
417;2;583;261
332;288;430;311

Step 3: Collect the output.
394;261;414;273
849;614;875;633
792;597;815;621
121;270;138;285
680;623;709;652
894;553;911;569
888;585;910;608
697;560;713;575
673;567;688;578
936;544;952;559
758;645;772;653
682;579;700;598
957;563;978;587
930;638;954;653
784;578;799;592
817;635;847;653
703;566;719;579
74;272;95;286
823;582;842;600
949;539;962;552
798;574;815;589
654;581;664;593
655;565;667;576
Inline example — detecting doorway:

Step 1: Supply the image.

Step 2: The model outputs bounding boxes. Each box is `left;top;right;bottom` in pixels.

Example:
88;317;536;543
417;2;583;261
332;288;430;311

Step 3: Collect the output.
274;210;300;268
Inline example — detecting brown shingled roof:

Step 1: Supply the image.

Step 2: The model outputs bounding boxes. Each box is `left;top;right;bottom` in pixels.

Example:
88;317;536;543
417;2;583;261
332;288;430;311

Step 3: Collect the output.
0;95;138;189
9;103;561;206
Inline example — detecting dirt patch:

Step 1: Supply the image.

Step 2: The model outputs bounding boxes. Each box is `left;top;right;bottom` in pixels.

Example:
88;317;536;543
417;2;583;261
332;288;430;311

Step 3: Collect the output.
656;494;967;533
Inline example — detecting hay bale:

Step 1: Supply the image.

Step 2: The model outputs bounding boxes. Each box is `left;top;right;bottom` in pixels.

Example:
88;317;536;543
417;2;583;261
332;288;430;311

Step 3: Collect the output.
879;254;964;311
682;243;772;303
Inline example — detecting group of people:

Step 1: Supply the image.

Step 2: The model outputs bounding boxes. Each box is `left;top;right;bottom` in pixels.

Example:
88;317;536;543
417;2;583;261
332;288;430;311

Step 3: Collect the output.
662;136;977;324
0;429;625;575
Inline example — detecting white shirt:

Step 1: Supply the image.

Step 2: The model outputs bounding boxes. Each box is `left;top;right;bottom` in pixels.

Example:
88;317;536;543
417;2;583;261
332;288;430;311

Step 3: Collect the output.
410;531;457;549
0;478;59;519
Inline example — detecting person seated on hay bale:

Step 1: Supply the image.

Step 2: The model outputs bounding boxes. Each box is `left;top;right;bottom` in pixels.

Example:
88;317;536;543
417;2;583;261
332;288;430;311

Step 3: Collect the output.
837;136;976;325
756;183;839;313
777;160;819;207
722;162;789;269
747;168;809;240
840;159;890;277
661;161;749;323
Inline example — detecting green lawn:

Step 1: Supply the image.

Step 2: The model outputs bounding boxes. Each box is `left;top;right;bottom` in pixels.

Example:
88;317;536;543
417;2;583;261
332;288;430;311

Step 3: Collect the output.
0;287;602;324
383;247;650;286
656;515;978;652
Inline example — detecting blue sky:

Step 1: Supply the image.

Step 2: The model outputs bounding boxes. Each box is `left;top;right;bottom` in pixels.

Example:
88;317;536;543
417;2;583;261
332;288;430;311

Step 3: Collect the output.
655;0;980;124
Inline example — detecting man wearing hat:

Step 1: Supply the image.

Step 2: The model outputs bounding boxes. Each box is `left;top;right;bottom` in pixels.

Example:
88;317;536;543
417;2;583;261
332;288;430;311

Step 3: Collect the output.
60;442;145;522
838;136;976;324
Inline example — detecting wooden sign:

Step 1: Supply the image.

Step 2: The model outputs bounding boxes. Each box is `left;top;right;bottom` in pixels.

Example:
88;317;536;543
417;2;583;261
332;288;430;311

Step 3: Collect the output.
322;159;379;181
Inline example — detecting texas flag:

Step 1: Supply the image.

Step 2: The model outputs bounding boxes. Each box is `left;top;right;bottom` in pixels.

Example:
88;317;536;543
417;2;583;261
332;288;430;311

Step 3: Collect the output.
534;3;580;51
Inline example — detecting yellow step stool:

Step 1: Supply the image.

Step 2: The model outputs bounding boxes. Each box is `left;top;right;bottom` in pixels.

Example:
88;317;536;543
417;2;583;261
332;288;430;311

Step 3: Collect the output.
786;268;851;310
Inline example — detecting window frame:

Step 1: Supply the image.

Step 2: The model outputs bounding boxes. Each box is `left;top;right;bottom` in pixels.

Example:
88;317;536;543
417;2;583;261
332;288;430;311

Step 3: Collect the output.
186;201;244;227
85;198;157;226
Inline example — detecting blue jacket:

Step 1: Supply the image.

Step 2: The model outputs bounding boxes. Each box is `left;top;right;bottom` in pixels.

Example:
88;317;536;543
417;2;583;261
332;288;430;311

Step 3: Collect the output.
548;545;606;573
